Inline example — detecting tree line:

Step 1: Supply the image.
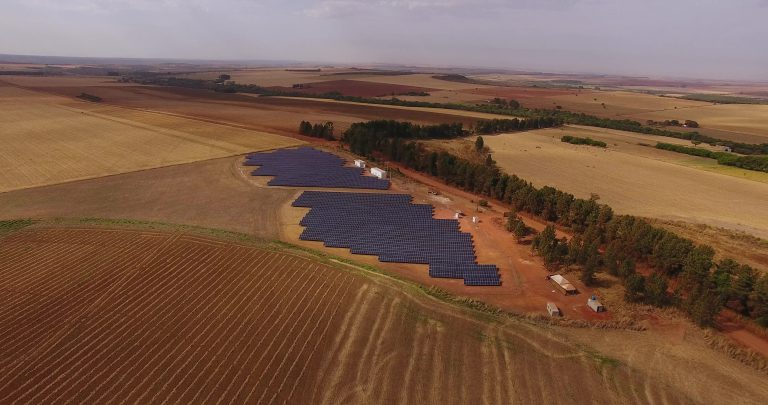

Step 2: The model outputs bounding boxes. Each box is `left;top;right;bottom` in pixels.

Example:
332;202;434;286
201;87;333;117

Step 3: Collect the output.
341;119;768;328
298;121;335;140
474;118;561;134
561;135;607;148
656;142;768;172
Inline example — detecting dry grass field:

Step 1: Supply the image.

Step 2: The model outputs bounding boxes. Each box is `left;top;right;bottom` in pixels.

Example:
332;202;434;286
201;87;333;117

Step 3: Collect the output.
1;225;766;404
481;126;768;239
0;82;301;192
0;156;295;239
625;103;768;144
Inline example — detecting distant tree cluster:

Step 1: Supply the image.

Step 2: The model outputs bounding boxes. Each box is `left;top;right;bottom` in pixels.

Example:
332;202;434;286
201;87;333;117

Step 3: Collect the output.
298;121;335;140
561;135;607;148
475;118;561;135
656;142;768;172
344;120;466;142
490;98;521;110
342;119;768;327
76;93;102;102
645;119;699;128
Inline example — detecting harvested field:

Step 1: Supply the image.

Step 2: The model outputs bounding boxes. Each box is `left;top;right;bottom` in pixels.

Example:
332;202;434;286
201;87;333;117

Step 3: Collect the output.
522;90;708;117
625;103;768;144
0;82;301;192
332;73;493;91
0;156;295;239
482;126;768;239
3;77;513;136
0;225;717;404
180;68;359;87
465;86;583;101
269;79;432;98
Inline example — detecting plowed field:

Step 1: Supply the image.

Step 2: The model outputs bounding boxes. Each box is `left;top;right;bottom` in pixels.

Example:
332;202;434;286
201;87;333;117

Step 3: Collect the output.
0;226;720;404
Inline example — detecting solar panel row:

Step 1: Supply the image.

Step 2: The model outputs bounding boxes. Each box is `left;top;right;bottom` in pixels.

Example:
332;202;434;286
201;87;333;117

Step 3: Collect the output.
244;147;390;190
293;191;501;286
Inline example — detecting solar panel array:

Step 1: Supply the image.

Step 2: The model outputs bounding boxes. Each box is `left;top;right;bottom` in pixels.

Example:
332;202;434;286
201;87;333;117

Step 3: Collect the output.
293;191;501;286
244;147;390;189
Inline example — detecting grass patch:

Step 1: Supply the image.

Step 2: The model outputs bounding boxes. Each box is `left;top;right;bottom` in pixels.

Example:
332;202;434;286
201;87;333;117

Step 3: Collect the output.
577;343;622;369
0;219;36;236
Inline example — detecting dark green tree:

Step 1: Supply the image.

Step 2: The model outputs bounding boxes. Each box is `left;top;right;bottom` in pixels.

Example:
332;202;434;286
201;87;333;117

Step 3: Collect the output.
475;136;484;152
624;273;646;302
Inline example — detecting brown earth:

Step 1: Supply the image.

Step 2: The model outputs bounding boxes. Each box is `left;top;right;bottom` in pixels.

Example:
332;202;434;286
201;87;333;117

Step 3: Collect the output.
0;225;713;404
268;79;433;97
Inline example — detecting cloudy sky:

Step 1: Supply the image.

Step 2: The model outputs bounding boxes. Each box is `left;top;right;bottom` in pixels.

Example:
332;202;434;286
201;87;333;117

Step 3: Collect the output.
1;0;766;80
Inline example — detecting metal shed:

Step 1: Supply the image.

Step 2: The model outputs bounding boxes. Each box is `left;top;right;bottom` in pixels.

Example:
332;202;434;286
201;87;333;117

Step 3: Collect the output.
546;302;561;317
548;274;577;295
370;167;387;179
587;296;605;312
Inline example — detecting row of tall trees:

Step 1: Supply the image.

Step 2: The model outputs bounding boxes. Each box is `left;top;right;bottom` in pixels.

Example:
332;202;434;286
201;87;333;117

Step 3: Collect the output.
298;121;335;140
345;120;466;141
474;117;561;134
656;142;768;172
342;120;768;327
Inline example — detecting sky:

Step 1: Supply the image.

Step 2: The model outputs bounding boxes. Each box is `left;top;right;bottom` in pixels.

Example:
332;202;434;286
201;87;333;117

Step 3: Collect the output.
1;0;767;80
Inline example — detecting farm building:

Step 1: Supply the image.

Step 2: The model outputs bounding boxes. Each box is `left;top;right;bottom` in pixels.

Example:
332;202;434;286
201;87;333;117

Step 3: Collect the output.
370;167;388;179
587;296;606;312
547;302;561;317
548;274;577;295
354;159;366;168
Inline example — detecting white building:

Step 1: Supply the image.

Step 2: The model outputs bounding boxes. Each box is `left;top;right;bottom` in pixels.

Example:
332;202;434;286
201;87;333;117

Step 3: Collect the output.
547;302;561;317
587;296;606;312
548;274;577;295
354;159;366;168
370;167;387;179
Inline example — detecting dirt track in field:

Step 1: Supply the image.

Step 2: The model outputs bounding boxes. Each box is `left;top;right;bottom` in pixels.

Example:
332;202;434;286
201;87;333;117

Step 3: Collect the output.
0;226;717;404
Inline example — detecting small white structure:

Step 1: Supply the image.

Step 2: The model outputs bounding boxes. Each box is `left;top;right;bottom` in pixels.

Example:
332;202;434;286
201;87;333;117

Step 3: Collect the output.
471;216;479;224
548;274;577;295
546;302;561;317
587;296;606;312
370;167;387;179
454;212;460;220
354;159;366;168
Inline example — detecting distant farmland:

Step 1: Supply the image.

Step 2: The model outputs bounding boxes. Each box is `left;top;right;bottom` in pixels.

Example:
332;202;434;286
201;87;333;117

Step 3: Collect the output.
483;126;768;239
0;226;697;404
0;82;301;192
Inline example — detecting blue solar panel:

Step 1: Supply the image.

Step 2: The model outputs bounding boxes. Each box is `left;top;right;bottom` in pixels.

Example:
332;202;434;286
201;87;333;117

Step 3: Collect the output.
293;191;501;286
244;147;390;190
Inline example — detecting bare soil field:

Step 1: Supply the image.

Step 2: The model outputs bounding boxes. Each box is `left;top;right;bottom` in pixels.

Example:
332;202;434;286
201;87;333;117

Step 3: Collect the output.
0;81;301;192
0;225;721;404
269;79;433;97
481;126;768;239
